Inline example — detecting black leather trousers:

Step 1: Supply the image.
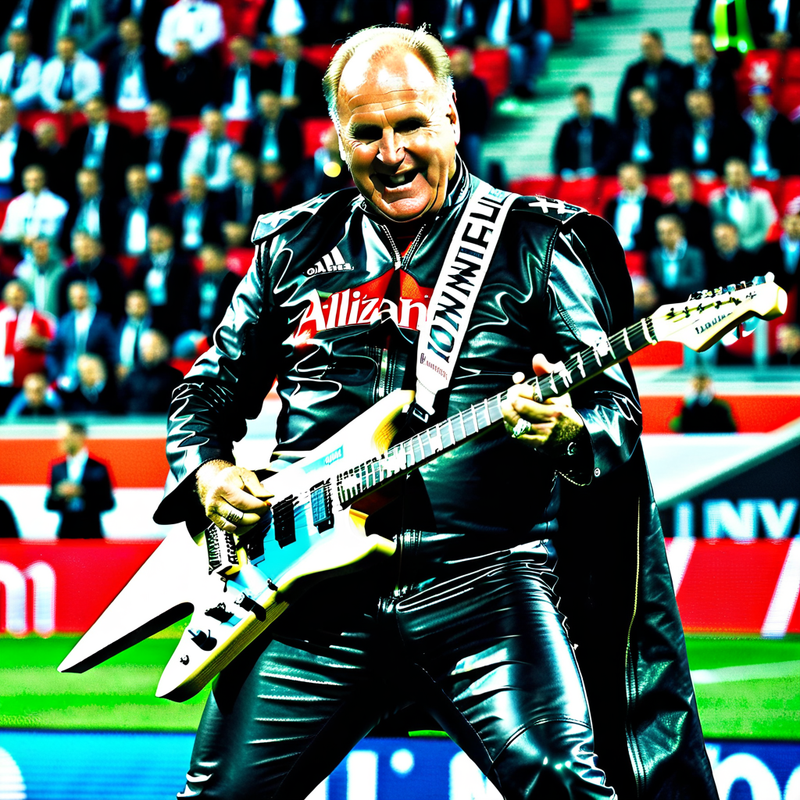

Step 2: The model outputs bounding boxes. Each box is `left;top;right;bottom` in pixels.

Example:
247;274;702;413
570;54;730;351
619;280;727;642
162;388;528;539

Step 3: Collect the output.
178;532;617;799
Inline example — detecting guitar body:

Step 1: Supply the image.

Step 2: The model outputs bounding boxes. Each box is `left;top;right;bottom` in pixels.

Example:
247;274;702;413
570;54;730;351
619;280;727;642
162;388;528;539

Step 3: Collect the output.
59;389;414;701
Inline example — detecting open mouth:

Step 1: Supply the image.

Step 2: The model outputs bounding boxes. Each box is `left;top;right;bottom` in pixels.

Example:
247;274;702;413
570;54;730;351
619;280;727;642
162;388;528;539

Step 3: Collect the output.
377;170;419;189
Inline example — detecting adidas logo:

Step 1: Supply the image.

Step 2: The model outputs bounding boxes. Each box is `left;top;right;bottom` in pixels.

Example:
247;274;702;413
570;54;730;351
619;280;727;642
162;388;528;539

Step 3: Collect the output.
305;247;355;276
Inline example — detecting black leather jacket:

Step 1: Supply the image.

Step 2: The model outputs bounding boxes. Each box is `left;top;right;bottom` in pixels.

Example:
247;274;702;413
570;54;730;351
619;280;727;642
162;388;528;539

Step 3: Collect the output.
155;168;718;800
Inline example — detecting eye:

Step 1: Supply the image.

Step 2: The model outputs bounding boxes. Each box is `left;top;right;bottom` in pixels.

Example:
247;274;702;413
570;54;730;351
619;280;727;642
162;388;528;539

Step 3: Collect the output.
350;125;381;143
395;117;425;134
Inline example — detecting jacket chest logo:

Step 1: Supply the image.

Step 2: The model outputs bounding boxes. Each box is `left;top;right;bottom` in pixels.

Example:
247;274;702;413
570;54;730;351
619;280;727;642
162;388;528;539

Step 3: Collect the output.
305;247;355;277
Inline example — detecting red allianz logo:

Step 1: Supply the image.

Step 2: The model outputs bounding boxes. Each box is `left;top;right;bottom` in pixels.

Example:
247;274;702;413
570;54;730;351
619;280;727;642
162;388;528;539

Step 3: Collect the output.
0;561;56;635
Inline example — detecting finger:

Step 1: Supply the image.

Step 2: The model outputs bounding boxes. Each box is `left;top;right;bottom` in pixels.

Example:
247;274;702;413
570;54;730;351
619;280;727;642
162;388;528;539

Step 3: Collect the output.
218;505;264;528
217;482;272;511
241;471;273;500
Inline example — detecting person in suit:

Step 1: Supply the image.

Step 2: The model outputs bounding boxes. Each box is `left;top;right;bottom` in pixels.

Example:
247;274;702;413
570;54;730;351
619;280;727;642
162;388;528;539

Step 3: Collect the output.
39;34;102;114
46;421;114;539
169;172;224;255
102;16;162;112
681;30;737;122
191;242;240;338
13;235;66;316
450;47;490;179
156;0;225;59
0;1;58;59
162;39;217;118
647;214;707;304
31;118;70;199
47;279;118;391
553;84;617;179
709;219;758;287
131;100;189;197
0;27;42;111
616;29;684;129
242;89;304;179
4;370;61;417
117;164;170;257
118;327;183;414
114;288;151;382
0;92;38;200
749;0;800;49
221;35;267;121
669;373;736;433
65;95;132;200
129;224;196;340
603;162;663;252
220;151;274;247
740;85;795;179
60;167;120;254
263;33;326;119
663;168;715;260
617;85;674;175
180;106;237;194
708;158;778;252
759;195;800;299
57;351;120;414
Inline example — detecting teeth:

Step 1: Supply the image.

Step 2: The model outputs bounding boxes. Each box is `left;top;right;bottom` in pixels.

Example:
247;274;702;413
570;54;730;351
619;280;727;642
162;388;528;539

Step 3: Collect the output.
385;172;415;187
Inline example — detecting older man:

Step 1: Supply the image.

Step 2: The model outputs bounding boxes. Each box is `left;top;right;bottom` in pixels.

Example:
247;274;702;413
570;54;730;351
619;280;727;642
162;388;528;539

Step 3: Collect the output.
155;26;717;800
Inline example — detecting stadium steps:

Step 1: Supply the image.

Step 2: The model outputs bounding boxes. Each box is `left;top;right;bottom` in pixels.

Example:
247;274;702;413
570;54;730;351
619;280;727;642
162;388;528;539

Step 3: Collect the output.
482;0;695;179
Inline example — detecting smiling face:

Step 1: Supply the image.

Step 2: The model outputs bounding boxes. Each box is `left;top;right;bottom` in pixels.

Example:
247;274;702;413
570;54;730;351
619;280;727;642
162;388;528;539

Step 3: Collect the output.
336;48;460;223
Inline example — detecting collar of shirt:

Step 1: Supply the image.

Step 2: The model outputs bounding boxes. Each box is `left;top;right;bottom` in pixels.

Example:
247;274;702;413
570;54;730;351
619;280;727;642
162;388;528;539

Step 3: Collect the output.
620;186;646;203
662;239;687;261
66;447;89;483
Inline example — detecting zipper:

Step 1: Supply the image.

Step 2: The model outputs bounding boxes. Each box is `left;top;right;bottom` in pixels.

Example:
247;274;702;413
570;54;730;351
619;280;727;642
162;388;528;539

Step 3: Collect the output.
623;496;646;797
376;347;391;399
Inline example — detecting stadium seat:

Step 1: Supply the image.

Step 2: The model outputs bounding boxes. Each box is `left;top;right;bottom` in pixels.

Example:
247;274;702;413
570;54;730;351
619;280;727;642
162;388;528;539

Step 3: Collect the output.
301;117;334;157
108;109;148;136
779;176;800;210
542;0;574;43
116;256;138;278
17;110;69;144
227;247;253;275
735;49;783;108
508;177;560;198
752;177;784;209
225;119;249;144
693;177;724;205
625;250;646;277
170;117;202;136
0;199;10;230
304;44;340;73
646;174;673;202
471;49;510;104
557;176;601;213
776;81;800;118
251;49;277;69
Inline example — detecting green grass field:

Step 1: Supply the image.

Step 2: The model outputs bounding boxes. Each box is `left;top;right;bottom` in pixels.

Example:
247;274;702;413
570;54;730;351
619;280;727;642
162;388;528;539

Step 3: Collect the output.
1;632;798;740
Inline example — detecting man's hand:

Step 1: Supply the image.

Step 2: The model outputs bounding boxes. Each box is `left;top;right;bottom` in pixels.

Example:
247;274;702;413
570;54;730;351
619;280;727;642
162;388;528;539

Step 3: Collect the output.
196;460;272;533
501;353;585;450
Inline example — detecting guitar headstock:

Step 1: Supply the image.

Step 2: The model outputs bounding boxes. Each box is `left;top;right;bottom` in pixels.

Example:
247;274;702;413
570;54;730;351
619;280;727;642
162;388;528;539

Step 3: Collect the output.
648;274;788;352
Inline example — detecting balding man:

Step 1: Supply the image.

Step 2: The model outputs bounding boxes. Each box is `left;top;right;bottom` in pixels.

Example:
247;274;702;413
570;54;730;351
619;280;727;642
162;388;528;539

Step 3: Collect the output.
154;26;716;800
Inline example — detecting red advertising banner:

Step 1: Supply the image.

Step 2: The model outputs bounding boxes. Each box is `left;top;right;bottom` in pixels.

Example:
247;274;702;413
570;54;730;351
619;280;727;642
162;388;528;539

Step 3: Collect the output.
1;539;799;636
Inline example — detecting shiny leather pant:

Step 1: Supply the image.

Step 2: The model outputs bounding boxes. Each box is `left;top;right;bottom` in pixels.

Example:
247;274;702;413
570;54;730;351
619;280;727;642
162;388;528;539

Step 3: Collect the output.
178;532;617;799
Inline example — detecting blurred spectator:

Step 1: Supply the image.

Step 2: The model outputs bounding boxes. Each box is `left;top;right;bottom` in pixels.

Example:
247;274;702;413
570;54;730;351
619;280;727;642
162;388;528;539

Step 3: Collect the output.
162;39;216;118
264;33;326;119
0;280;54;413
31;118;69;198
709;158;778;251
0;28;42;111
281;125;350;208
52;0;116;57
47;279;117;391
771;323;800;364
66;95;132;199
691;0;755;66
115;288;151;382
221;36;267;122
130;224;195;339
648;214;707;303
119;328;182;414
58;351;119;414
0;496;20;536
0;93;37;199
13;236;65;315
473;0;552;103
709;220;757;286
242;90;303;179
220;151;274;247
102;16;161;112
1;1;58;58
741;85;794;180
46;420;115;539
40;34;102;114
632;274;660;320
450;48;490;179
156;0;225;59
663;168;715;258
751;0;800;49
193;242;240;338
117;164;169;257
131;101;189;196
616;29;684;129
256;0;346;45
169;172;224;254
669;373;737;433
5;370;60;417
759;196;800;296
603;162;663;252
180;106;236;193
553;84;617;179
673;89;739;177
619;85;673;175
61;167;119;253
58;231;125;323
0;164;69;256
681;30;737;122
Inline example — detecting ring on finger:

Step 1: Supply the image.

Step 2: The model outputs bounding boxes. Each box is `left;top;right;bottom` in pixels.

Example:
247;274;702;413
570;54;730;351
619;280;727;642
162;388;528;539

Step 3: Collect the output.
224;508;244;525
511;418;534;439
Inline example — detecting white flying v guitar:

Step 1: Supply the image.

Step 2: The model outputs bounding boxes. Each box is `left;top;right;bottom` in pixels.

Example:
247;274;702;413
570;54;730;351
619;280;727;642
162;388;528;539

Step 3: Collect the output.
59;275;788;701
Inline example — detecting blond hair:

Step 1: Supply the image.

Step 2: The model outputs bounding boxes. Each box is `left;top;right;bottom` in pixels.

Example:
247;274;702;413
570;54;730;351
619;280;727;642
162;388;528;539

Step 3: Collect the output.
322;26;453;125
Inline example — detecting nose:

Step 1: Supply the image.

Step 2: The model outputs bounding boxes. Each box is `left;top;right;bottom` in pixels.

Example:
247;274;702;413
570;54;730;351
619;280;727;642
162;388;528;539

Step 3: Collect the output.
377;130;404;167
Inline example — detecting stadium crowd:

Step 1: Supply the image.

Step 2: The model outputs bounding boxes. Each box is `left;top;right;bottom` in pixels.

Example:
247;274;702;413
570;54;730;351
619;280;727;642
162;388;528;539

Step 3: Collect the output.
0;0;798;422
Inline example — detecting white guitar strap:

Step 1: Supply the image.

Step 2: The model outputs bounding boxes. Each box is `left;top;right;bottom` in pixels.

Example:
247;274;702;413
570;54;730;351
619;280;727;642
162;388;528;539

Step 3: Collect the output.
412;180;518;422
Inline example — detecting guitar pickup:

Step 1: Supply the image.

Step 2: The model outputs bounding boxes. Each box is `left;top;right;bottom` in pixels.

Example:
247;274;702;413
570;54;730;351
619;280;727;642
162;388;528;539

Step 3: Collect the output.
204;603;234;623
310;480;334;532
234;592;267;622
188;629;217;651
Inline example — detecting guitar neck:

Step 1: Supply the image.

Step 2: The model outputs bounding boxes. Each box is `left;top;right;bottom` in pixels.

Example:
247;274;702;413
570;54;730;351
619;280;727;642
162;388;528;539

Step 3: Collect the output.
336;315;658;507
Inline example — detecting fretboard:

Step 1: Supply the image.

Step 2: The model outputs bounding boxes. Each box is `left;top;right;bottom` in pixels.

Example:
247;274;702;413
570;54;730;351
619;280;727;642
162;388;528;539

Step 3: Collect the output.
335;315;658;507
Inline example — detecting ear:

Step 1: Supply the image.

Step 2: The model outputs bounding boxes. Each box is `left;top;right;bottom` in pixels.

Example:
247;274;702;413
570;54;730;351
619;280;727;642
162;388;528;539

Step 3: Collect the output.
448;91;461;145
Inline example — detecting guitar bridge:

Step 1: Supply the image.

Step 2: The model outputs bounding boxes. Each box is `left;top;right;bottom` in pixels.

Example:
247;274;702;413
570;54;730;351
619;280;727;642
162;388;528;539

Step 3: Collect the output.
310;480;334;532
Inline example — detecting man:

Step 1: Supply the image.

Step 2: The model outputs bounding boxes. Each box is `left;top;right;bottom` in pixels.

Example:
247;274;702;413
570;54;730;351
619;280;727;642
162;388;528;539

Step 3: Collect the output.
39;34;102;114
31;119;69;199
180;106;237;193
155;0;225;59
191;242;240;338
263;33;326;119
13;235;65;316
0;27;42;111
616;29;683;129
155;26;717;800
709;219;758;287
647;213;707;303
663;167;714;257
740;85;794;179
60;167;119;253
221;35;267;121
449;47;490;179
603;161;663;252
117;164;169;257
0;92;37;199
118;328;182;413
131;100;189;196
680;30;737;121
241;89;303;178
162;39;216;118
0;0;58;58
58;351;119;414
670;373;736;433
220;150;274;247
66;95;132;199
46;421;114;539
0;279;54;412
759;195;800;297
709;157;778;252
618;85;673;175
169;172;224;254
4;370;60;417
115;288;151;382
552;84;617;179
102;16;161;112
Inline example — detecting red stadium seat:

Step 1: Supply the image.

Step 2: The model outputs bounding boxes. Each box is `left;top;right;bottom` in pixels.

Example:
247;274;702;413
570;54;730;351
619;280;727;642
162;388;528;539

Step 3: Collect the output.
108;109;148;136
508;177;560;198
782;48;800;80
542;0;573;43
227;247;254;275
251;49;277;69
735;49;783;109
625;250;646;278
303;44;340;73
780;176;800;211
557;176;601;213
116;256;138;278
170;117;202;136
471;49;510;104
646;175;673;202
776;81;800;117
0;199;10;230
752;177;784;209
225;119;249;144
17;111;69;144
301;117;334;157
693;177;724;205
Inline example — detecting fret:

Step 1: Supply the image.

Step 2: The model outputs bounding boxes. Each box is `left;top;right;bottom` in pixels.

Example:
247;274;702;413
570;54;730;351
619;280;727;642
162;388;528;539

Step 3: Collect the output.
462;409;477;437
575;352;586;378
426;426;442;455
419;431;433;460
622;327;632;352
532;377;543;401
641;317;656;344
487;395;504;424
475;401;490;431
440;419;455;449
404;438;415;467
410;435;423;464
451;413;466;442
592;346;602;365
549;373;558;395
